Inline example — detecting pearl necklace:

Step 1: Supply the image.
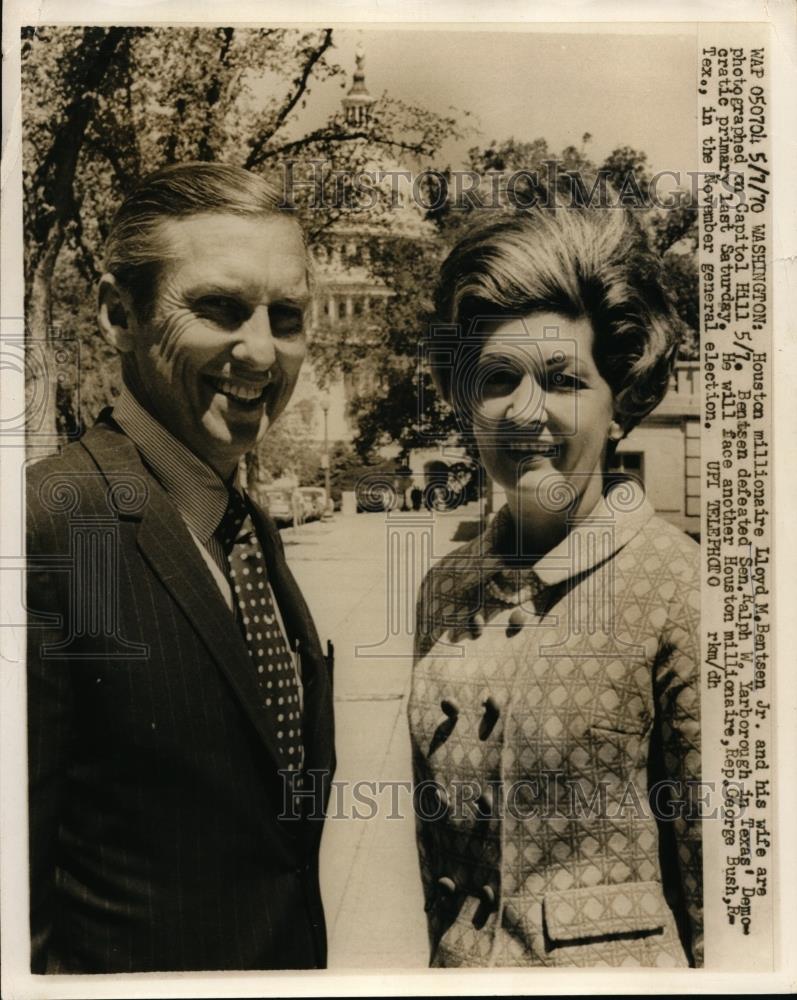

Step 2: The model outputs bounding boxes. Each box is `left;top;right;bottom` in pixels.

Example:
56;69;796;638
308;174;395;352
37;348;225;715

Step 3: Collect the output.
485;570;544;607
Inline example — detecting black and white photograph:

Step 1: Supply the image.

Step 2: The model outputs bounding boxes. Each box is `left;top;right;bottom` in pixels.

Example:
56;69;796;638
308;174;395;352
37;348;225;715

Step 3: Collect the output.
1;2;794;996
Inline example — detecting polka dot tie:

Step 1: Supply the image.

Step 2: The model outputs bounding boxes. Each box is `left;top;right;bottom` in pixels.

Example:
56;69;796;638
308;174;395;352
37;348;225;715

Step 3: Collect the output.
218;489;304;772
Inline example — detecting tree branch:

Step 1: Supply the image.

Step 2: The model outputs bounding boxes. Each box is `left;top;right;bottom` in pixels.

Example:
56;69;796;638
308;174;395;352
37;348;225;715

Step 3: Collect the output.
68;205;102;284
27;27;128;275
250;126;436;167
243;28;334;169
197;26;235;161
85;132;134;193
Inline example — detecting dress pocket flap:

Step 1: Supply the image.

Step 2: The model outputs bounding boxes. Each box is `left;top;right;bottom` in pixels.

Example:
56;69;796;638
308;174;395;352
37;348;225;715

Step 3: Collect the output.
544;881;670;942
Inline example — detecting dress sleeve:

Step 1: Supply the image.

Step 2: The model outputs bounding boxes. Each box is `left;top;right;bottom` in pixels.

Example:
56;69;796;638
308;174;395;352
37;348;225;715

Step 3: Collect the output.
411;552;481;956
652;562;703;967
411;571;446;955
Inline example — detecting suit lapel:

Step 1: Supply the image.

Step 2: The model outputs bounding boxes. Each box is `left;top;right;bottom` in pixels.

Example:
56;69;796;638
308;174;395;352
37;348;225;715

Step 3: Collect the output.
80;417;291;774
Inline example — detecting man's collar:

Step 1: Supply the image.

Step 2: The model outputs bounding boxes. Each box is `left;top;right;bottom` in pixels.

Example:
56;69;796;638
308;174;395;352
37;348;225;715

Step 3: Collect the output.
112;385;241;542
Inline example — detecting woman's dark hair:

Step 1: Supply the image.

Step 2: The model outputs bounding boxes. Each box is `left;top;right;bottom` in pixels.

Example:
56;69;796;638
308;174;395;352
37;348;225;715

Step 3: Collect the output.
432;187;681;436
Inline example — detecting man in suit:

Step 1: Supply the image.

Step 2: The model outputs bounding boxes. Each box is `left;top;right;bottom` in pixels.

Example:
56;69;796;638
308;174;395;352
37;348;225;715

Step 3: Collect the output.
26;162;335;973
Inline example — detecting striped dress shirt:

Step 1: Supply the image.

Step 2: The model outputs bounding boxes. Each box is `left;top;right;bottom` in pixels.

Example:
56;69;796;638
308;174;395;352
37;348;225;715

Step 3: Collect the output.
113;386;297;674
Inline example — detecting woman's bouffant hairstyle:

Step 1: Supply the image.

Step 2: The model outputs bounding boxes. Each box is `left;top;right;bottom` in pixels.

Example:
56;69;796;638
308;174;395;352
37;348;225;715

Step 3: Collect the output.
103;162;304;320
432;188;682;436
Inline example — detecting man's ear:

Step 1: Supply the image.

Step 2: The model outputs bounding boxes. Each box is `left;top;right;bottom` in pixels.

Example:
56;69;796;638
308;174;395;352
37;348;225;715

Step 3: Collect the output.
97;274;136;353
608;419;625;442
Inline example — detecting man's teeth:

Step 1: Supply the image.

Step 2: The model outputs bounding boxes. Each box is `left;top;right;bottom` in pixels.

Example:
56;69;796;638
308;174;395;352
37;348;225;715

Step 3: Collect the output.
210;378;268;402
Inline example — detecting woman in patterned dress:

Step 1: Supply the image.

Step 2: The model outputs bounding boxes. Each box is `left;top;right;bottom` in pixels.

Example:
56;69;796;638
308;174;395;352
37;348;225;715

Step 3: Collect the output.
409;196;702;968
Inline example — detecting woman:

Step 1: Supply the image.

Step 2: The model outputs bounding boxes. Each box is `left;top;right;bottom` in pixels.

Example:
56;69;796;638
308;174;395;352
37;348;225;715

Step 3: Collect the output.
409;198;701;968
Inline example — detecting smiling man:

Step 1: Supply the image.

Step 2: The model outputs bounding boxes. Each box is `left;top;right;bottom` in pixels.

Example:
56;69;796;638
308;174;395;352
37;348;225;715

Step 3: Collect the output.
26;163;335;973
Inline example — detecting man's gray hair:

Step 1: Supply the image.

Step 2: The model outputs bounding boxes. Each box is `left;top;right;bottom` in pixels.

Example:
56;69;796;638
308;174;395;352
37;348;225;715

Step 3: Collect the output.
103;162;304;319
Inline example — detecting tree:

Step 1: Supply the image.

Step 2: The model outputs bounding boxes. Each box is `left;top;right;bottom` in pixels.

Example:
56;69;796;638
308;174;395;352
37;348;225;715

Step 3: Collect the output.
21;26;464;450
425;136;591;237
21;26;129;458
249;398;321;485
600;145;652;205
306;226;461;462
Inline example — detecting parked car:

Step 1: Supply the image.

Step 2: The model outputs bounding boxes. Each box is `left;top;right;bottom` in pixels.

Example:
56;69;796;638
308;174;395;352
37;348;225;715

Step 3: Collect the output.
298;486;327;521
260;487;296;528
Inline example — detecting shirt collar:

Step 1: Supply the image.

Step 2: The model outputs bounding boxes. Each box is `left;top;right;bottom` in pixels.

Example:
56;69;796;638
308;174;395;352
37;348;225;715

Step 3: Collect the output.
113;385;238;543
484;479;655;588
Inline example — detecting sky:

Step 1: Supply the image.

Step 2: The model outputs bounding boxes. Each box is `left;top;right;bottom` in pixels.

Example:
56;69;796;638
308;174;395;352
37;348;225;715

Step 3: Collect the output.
286;26;699;177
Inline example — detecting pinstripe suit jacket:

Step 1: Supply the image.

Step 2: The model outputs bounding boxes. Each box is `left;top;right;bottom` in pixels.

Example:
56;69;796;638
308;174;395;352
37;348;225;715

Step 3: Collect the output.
26;413;335;973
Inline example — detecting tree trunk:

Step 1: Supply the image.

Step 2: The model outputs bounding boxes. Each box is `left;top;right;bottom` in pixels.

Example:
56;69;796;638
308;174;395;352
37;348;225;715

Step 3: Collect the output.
25;231;66;463
24;26;127;462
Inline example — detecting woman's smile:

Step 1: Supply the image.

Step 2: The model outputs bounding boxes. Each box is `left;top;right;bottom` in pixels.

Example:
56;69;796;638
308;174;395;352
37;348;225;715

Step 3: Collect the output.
501;439;560;461
473;311;616;536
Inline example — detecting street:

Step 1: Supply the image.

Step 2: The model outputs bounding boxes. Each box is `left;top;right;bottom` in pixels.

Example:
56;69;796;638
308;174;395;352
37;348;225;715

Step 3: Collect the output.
283;504;481;968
